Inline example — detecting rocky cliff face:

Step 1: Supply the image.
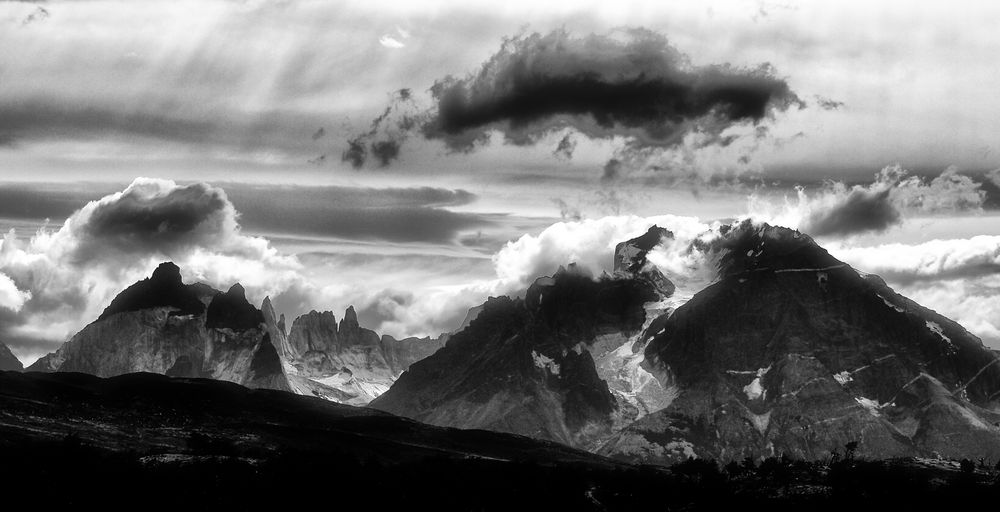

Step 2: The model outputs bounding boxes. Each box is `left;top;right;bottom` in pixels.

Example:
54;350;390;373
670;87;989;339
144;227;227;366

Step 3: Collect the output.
27;262;289;392
284;306;443;405
0;342;22;372
370;259;664;449
613;225;676;297
599;222;1000;465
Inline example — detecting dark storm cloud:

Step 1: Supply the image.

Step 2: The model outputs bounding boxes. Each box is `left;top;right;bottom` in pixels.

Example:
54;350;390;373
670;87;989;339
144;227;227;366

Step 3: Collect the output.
814;95;845;110
341;89;421;168
348;28;802;167
794;166;986;238
553;134;576;159
21;6;50;25
982;169;1000;209
370;139;402;166
420;28;802;151
601;159;623;182
72;180;234;263
801;187;901;237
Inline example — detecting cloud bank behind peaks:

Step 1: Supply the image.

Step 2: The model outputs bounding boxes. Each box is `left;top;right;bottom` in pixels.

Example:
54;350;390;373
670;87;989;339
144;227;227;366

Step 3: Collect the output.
348;28;802;167
750;165;987;238
0;178;306;361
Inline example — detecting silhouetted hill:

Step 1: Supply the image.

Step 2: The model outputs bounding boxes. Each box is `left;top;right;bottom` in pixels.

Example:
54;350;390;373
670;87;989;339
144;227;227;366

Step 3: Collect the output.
2;370;999;510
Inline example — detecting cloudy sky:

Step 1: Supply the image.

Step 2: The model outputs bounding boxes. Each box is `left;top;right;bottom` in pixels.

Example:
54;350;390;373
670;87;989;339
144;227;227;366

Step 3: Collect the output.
2;0;1000;364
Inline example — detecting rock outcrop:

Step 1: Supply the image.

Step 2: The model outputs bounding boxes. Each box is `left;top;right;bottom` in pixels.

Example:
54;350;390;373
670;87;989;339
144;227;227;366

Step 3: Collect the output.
599;222;1000;465
27;262;289;392
0;342;22;372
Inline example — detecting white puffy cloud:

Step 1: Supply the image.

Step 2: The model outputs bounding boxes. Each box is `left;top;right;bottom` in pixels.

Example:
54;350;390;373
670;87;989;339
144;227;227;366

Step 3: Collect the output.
0;272;30;312
827;236;1000;348
827;236;1000;283
491;214;713;293
0;178;309;362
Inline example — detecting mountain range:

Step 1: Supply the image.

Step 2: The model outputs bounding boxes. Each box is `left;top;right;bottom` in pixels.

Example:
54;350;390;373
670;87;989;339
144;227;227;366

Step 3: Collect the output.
10;221;1000;466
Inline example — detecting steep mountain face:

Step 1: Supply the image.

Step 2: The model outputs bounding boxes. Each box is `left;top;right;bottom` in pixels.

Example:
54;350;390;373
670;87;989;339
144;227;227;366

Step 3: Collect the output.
0;342;22;371
27;262;289;392
614;225;676;297
600;222;1000;465
371;257;665;448
283;307;444;404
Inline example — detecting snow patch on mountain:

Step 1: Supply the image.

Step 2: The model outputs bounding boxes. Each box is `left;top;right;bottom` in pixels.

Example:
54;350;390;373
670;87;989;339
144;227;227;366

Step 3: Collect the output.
532;350;561;375
878;294;906;313
926;321;955;350
833;371;853;386
748;410;771;435
743;366;771;400
855;396;884;417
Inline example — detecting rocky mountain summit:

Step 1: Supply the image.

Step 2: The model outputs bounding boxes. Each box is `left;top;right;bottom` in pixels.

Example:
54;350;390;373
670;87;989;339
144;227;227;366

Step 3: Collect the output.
19;222;1000;468
371;226;677;448
613;225;676;297
372;221;1000;464
25;261;443;404
27;262;289;392
600;221;1000;464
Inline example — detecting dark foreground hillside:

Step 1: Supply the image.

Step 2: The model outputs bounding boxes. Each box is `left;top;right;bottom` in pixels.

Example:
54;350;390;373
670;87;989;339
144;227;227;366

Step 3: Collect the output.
1;371;998;510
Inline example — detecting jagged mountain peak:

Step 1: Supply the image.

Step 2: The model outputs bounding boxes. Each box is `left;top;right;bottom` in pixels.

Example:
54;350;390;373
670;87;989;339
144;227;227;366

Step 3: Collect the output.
27;261;289;393
151;261;183;283
614;225;672;274
613;225;676;298
0;341;23;372
523;269;657;349
702;220;837;279
260;296;284;333
340;305;360;332
597;222;1000;465
206;282;264;331
226;282;247;299
98;261;205;320
372;247;663;447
